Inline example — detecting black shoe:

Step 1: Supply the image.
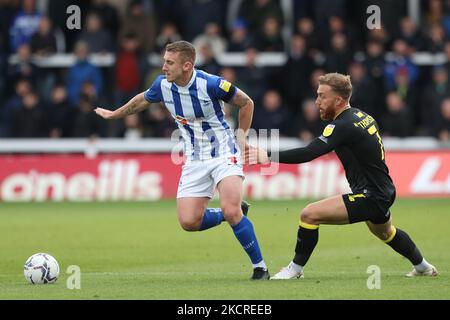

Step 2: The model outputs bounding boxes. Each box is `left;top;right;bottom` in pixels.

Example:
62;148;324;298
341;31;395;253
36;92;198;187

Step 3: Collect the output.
241;200;250;216
251;267;270;280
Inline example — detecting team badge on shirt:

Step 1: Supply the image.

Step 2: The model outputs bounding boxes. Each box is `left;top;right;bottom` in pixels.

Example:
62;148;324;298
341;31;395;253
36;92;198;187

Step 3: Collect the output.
219;80;231;92
322;124;335;137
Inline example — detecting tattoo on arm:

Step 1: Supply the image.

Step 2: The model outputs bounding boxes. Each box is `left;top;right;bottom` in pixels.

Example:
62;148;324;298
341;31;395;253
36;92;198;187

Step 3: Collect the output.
124;105;138;115
231;90;251;108
119;93;149;117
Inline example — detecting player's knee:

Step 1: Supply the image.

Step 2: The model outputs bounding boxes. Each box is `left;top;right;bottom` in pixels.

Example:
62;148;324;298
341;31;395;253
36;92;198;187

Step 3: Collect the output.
375;227;394;241
300;205;319;225
178;217;201;232
221;203;241;223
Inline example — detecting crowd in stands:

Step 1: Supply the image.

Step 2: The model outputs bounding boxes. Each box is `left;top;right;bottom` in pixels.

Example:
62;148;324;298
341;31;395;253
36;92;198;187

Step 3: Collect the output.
1;0;450;142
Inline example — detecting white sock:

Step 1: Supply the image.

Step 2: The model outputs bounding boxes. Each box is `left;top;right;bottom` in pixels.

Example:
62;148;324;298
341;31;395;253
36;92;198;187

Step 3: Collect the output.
253;260;267;270
289;261;303;274
414;258;431;272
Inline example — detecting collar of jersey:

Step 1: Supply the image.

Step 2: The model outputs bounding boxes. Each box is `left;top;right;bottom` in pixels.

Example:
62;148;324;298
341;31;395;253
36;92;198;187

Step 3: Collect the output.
334;105;351;120
173;69;197;89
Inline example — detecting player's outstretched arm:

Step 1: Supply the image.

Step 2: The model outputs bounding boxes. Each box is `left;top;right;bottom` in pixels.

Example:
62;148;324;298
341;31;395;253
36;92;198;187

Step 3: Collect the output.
245;145;270;165
229;88;254;143
94;92;150;120
245;138;335;165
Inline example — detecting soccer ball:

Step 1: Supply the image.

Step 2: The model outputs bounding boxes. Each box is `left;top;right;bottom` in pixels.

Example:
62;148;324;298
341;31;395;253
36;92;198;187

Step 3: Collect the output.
23;253;60;284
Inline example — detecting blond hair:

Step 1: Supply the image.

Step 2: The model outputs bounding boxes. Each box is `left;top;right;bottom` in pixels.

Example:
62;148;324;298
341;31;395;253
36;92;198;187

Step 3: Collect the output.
165;40;196;64
318;73;352;100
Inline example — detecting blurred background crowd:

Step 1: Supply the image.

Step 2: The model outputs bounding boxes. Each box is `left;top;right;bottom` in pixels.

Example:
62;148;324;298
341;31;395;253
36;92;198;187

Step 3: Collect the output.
1;0;450;142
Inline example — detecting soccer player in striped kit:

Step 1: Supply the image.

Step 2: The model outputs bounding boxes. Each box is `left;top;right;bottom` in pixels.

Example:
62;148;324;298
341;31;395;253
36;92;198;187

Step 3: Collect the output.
95;41;269;280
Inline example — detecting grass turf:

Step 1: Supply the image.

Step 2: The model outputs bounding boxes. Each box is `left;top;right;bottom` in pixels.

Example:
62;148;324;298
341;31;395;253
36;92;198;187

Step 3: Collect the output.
0;199;448;300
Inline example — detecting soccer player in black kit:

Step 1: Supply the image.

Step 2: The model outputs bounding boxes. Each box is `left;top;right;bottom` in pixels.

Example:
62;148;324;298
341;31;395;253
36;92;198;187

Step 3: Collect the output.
246;73;438;279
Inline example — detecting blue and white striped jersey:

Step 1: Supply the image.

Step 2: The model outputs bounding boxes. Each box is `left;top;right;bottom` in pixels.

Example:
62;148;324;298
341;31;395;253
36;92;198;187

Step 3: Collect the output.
144;69;239;162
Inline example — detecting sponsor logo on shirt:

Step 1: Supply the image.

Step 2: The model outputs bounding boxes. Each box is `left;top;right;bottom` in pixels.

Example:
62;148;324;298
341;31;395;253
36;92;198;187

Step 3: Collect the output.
322;124;335;137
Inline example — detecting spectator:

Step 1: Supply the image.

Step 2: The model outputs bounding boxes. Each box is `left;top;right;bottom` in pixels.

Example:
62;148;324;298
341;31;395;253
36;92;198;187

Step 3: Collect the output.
115;33;147;106
10;91;47;138
422;66;450;134
397;16;425;51
238;0;284;37
1;78;33;137
66;41;104;106
142;104;175;138
436;98;450;141
155;23;182;53
236;48;267;105
367;24;391;48
88;0;120;41
77;12;114;53
322;15;361;52
29;15;57;55
423;0;444;31
363;40;385;112
120;0;156;54
383;39;419;91
252;89;291;136
281;34;315;113
295;98;324;142
197;43;221;75
193;22;227;58
1;0;20;54
72;94;105;138
256;16;285;52
227;19;255;52
381;92;412;137
295;17;321;54
121;114;144;140
177;0;226;42
6;43;38;94
44;85;75;138
392;66;418;123
348;61;377;117
324;33;353;74
303;68;326;100
426;24;447;53
9;0;41;53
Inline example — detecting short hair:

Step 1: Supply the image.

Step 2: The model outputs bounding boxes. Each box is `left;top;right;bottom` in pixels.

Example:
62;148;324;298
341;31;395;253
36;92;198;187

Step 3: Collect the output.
318;73;352;100
165;40;196;64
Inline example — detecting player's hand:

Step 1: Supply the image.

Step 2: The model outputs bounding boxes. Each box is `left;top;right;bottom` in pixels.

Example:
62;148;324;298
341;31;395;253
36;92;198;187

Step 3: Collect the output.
244;145;270;165
94;107;116;119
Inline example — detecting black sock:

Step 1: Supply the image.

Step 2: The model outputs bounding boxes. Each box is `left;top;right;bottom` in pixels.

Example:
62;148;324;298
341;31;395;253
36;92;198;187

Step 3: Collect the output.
293;225;319;266
386;228;423;265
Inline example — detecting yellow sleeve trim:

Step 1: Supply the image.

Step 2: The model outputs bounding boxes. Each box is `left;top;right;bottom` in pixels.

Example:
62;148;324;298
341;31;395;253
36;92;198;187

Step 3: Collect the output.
300;220;320;230
383;226;397;243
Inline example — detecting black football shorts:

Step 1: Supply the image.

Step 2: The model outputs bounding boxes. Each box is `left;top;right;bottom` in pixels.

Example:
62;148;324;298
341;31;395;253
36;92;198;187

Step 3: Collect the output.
343;193;392;224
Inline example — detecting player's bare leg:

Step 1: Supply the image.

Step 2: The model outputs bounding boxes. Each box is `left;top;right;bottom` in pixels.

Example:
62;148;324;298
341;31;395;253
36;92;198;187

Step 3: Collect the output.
217;176;269;280
272;195;348;279
366;219;438;277
176;197;210;231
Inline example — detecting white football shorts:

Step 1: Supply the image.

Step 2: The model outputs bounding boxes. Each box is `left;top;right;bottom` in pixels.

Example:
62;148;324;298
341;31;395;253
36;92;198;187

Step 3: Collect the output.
177;156;244;198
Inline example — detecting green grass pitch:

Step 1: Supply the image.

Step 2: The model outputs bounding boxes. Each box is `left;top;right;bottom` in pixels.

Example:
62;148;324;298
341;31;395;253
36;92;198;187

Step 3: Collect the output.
0;199;448;300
